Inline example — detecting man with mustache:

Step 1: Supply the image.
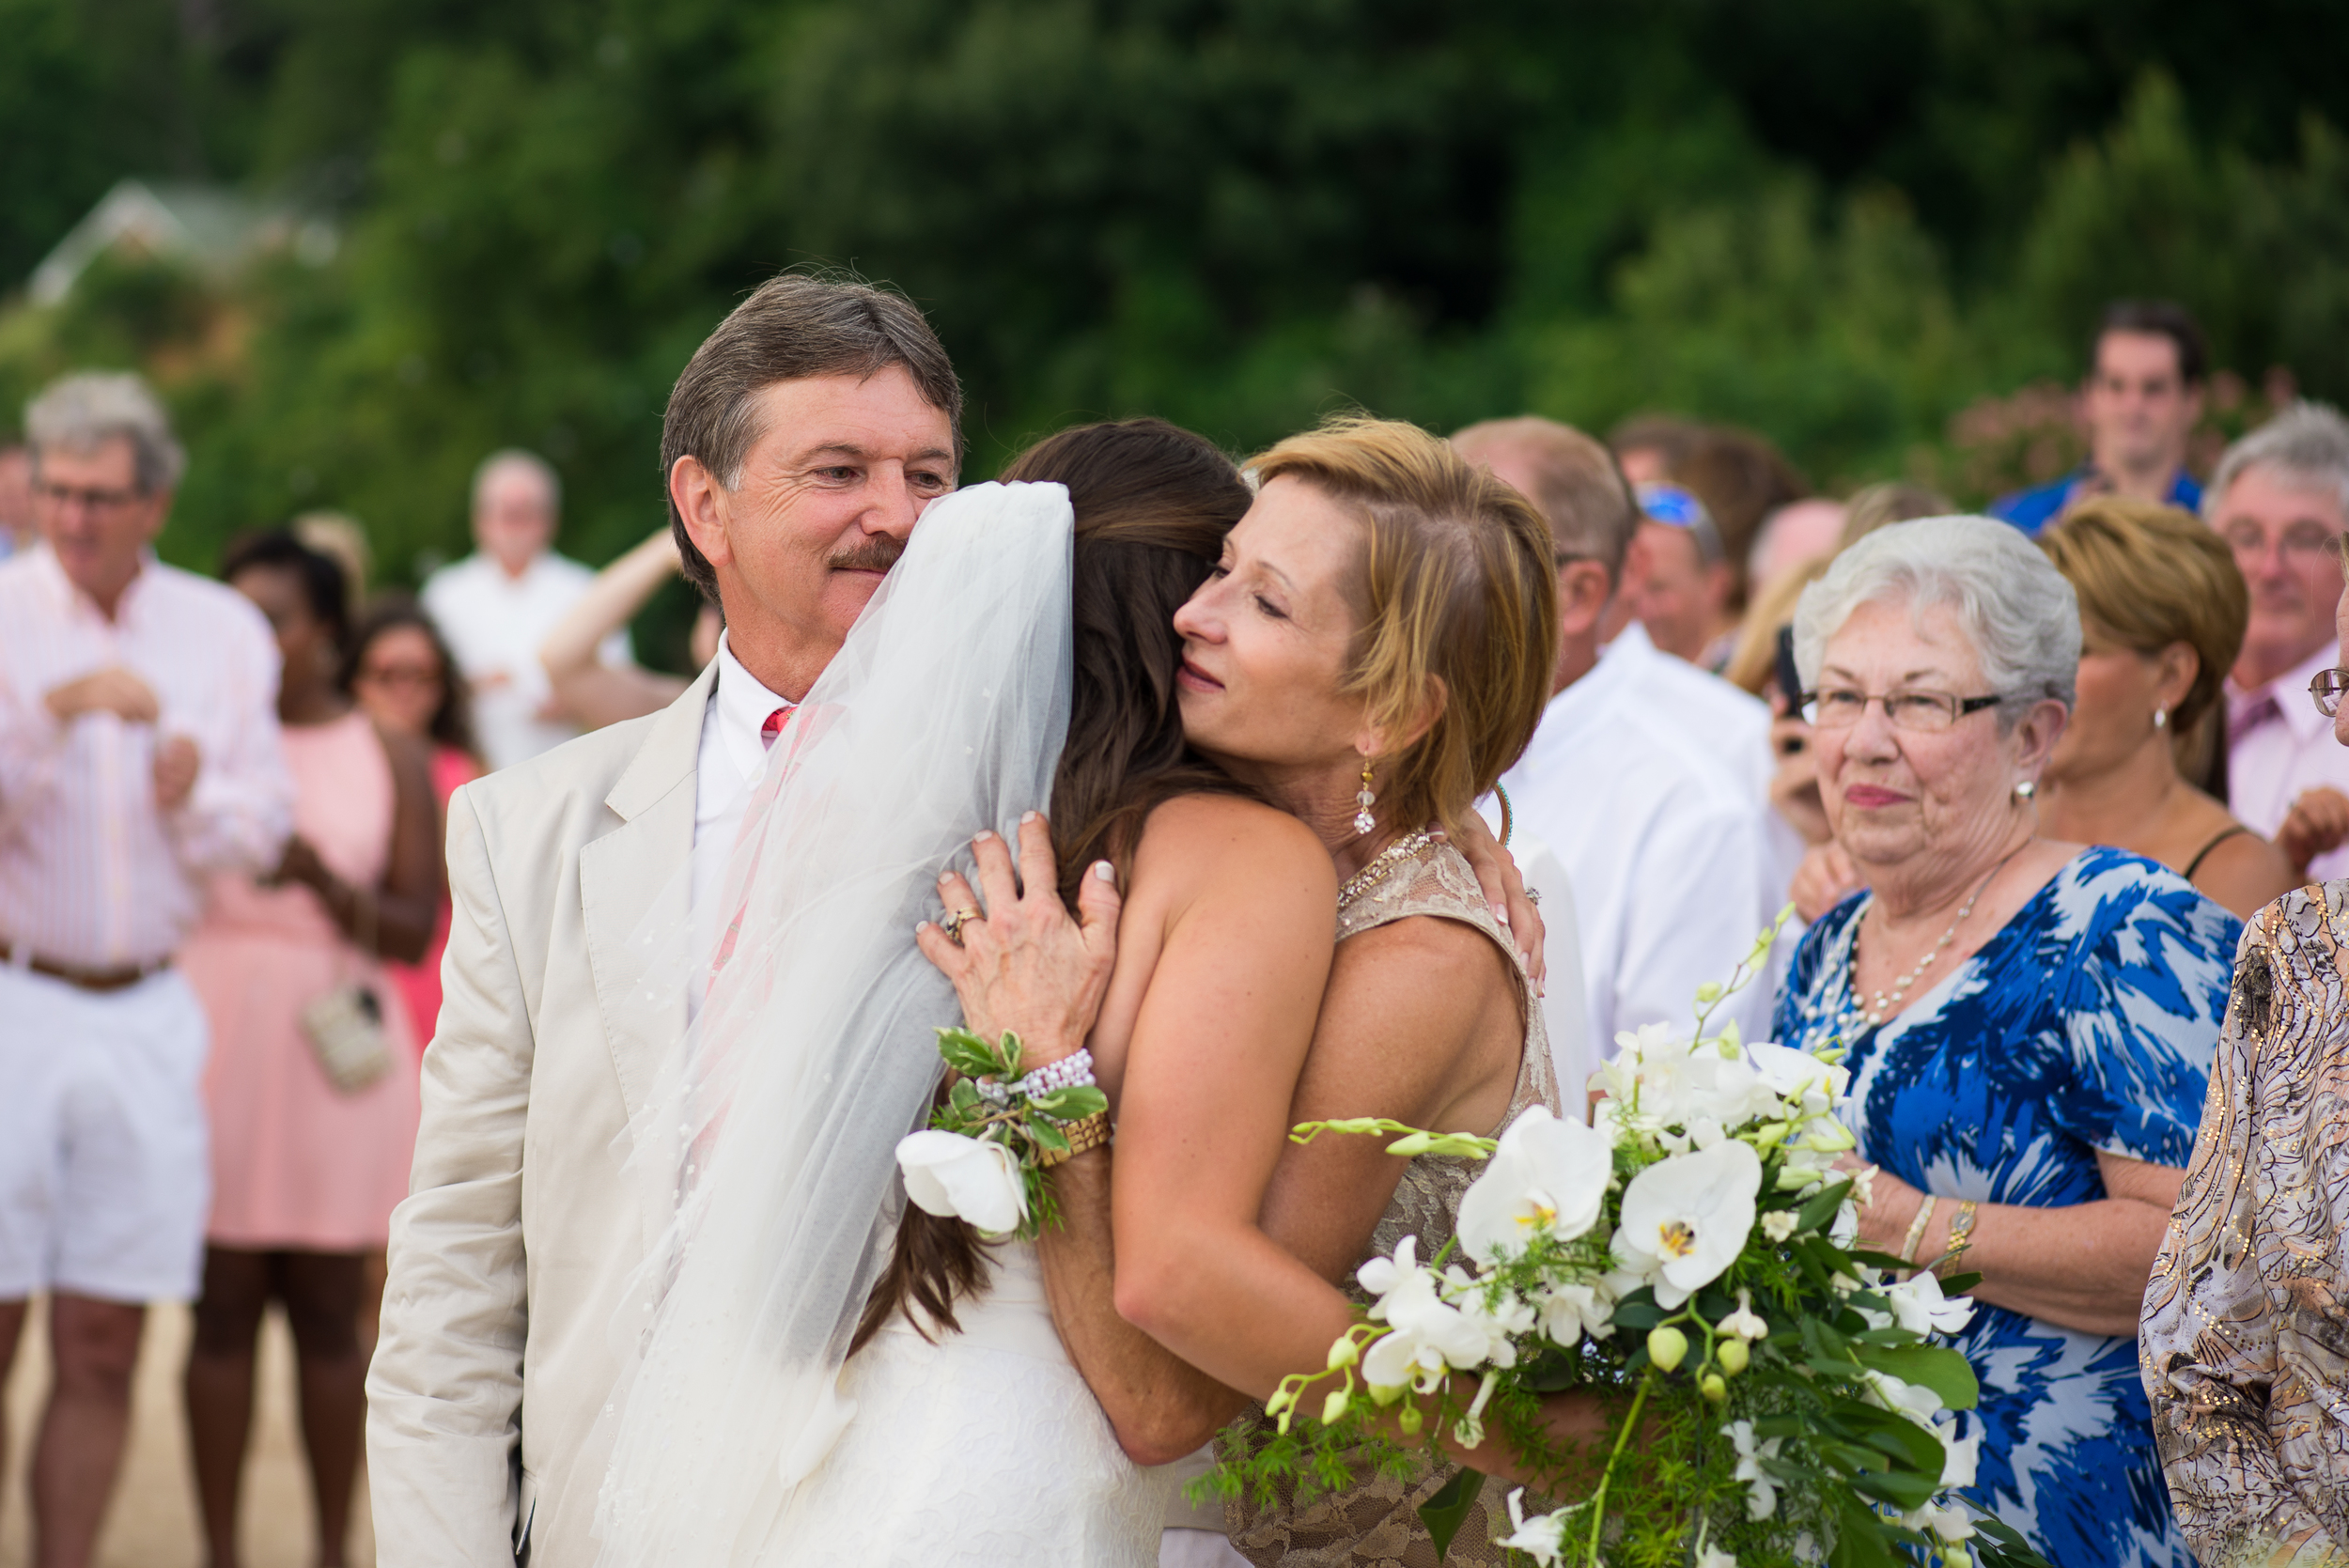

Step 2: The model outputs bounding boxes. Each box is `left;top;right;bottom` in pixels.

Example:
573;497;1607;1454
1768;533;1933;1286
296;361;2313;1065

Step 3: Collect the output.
366;273;963;1565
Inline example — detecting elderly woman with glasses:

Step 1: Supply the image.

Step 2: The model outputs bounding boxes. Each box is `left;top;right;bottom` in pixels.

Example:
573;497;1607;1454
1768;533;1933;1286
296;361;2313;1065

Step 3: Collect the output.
1773;516;2238;1568
2141;575;2349;1566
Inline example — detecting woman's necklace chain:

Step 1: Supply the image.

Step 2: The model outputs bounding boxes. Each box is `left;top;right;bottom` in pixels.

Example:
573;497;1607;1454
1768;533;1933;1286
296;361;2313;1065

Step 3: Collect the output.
1338;829;1435;914
1858;843;2030;1027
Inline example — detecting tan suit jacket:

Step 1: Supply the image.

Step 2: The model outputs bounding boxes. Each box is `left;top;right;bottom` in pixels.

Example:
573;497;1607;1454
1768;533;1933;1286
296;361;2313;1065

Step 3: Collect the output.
366;663;715;1566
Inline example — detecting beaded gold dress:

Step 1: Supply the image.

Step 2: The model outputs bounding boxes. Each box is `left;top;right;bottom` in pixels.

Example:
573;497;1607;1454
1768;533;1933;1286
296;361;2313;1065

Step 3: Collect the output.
1227;834;1561;1567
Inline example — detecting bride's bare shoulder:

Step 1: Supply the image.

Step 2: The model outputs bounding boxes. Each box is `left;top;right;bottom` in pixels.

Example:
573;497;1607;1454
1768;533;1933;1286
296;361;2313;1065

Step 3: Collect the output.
1128;792;1335;907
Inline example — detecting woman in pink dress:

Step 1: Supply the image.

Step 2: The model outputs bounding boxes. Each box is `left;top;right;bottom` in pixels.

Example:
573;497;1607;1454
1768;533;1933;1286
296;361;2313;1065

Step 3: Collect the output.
344;597;484;1050
179;532;438;1568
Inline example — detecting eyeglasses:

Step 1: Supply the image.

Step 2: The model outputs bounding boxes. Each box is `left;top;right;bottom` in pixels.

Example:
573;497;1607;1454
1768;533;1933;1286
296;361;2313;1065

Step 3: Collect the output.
1802;688;2006;732
35;481;144;511
2220;520;2341;565
2311;669;2349;717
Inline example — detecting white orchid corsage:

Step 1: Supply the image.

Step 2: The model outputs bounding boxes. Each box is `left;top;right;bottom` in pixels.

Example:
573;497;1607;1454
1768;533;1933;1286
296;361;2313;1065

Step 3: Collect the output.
893;1026;1109;1241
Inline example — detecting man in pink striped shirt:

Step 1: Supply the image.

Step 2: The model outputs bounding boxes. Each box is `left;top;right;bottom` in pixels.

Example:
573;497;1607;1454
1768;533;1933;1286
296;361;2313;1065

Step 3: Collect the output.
0;373;291;1568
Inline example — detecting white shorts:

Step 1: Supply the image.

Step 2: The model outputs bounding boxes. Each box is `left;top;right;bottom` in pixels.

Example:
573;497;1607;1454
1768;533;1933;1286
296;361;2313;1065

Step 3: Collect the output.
0;964;210;1302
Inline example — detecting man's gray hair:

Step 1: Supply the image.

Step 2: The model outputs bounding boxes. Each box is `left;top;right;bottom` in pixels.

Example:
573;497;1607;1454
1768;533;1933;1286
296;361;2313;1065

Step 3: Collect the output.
1450;416;1639;580
662;272;962;598
473;447;561;515
24;371;186;494
2204;400;2349;520
1794;514;2080;713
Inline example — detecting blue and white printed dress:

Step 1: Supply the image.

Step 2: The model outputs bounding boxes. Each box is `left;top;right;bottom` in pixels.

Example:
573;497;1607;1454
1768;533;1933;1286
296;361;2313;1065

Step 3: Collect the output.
1774;847;2238;1568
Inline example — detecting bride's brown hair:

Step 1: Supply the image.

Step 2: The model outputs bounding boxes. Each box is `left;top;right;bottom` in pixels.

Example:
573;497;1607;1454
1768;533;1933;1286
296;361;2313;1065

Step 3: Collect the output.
852;417;1254;1354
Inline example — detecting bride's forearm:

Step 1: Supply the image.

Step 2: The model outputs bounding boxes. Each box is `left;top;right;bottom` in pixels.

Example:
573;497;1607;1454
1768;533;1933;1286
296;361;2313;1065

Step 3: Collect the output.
1035;1148;1248;1467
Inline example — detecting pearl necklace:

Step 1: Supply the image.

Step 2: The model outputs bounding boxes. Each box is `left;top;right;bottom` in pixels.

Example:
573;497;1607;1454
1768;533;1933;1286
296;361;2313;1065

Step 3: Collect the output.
1857;844;2028;1026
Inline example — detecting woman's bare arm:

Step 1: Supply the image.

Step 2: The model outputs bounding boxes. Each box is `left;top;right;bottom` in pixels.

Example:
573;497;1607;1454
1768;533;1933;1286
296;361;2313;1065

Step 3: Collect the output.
538;529;690;729
1854;1152;2186;1339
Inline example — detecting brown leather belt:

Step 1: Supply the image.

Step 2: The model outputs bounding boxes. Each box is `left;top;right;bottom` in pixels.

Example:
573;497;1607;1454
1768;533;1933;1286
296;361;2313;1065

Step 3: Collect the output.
3;943;170;994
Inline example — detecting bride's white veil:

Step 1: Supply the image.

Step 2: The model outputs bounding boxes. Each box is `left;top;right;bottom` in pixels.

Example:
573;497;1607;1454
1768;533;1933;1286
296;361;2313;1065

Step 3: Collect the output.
589;480;1075;1565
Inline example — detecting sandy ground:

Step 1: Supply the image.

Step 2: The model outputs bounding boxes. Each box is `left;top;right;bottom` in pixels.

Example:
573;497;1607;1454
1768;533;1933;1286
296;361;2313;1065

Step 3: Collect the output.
1;1299;373;1568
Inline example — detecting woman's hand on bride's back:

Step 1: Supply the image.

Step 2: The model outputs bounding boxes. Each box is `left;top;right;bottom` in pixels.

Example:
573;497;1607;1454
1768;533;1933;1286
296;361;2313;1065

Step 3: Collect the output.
916;811;1123;1068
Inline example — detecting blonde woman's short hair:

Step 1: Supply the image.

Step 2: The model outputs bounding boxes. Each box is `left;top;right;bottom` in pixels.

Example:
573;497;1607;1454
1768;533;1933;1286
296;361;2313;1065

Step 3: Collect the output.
1248;416;1559;835
2039;497;2248;737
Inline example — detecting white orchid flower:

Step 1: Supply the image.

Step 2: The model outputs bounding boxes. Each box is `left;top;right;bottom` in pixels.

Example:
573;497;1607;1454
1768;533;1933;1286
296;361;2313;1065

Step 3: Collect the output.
1696;1546;1739;1568
1760;1210;1797;1243
1747;1040;1849;1117
1497;1488;1570;1565
1357;1239;1497;1394
1717;1288;1769;1343
1610;1027;1781;1130
1938;1423;1981;1489
1724;1418;1783;1520
1905;1498;1976;1546
1449;1274;1534;1371
1456;1107;1614;1265
1536;1278;1619;1344
1881;1270;1977;1336
896;1129;1027;1236
1862;1369;1947;1427
1610;1141;1763;1308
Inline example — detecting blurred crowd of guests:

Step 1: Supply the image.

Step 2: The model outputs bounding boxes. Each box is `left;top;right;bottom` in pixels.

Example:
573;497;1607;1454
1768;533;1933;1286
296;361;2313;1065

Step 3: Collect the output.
3;286;2347;1568
0;371;701;1568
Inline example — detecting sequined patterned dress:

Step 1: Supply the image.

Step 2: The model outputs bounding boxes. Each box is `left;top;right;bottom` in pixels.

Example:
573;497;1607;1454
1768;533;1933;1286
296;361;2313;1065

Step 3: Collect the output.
1227;836;1562;1568
2142;880;2349;1567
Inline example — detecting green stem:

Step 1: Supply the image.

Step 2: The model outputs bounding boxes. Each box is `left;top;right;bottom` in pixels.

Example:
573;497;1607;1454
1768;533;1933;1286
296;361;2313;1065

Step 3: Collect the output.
1584;1371;1653;1566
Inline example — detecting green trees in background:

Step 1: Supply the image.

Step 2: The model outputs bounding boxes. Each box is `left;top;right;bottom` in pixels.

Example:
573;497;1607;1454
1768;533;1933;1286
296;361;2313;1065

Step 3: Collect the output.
7;0;2349;637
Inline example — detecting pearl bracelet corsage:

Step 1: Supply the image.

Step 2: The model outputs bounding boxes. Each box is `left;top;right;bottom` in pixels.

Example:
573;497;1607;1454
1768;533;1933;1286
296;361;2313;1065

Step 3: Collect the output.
894;1028;1111;1241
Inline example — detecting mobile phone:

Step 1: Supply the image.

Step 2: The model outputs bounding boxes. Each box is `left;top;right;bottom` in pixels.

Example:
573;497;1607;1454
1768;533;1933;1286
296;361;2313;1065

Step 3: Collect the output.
1774;624;1804;712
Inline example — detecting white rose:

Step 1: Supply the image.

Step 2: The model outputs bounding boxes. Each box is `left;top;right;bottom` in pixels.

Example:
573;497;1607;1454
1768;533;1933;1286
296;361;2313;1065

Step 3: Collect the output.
1456;1107;1615;1265
895;1129;1028;1237
1610;1141;1763;1308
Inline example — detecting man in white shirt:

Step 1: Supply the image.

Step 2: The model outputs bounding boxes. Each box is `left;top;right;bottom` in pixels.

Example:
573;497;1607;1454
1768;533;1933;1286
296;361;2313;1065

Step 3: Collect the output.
421;450;630;770
2209;402;2349;877
367;275;964;1565
1454;417;1776;1084
0;373;291;1568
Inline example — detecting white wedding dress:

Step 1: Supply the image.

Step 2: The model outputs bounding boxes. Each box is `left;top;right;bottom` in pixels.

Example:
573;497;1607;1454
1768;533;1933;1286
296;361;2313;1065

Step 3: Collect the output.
589;482;1174;1568
775;1244;1174;1562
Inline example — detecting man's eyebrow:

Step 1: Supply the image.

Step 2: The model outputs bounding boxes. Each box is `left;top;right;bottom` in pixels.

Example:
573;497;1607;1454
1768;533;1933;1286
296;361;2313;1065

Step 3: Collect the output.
789;442;958;467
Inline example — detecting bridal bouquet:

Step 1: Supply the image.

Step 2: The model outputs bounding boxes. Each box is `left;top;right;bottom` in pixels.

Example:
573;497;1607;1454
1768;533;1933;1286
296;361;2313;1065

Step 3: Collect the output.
1215;921;2048;1568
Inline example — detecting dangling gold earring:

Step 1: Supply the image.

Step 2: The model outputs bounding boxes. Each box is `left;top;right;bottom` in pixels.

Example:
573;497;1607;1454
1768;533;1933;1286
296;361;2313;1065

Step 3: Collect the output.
1354;756;1377;836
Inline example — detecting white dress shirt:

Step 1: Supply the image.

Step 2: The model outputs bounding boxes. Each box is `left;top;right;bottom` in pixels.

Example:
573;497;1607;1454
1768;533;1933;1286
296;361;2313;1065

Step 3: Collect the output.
421;551;631;771
1501;628;1776;1064
2229;643;2349;880
0;547;292;968
688;634;790;1020
1610;622;1806;915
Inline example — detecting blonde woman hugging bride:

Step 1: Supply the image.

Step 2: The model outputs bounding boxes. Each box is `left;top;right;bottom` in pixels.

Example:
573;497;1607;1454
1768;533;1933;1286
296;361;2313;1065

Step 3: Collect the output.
585;412;1615;1567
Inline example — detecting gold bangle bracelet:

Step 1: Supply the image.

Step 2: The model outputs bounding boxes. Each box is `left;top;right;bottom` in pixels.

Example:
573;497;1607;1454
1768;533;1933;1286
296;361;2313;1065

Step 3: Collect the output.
1897;1194;1938;1268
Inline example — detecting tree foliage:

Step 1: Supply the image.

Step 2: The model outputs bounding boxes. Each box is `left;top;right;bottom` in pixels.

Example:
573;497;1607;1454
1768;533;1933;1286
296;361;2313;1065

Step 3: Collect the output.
7;0;2349;599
